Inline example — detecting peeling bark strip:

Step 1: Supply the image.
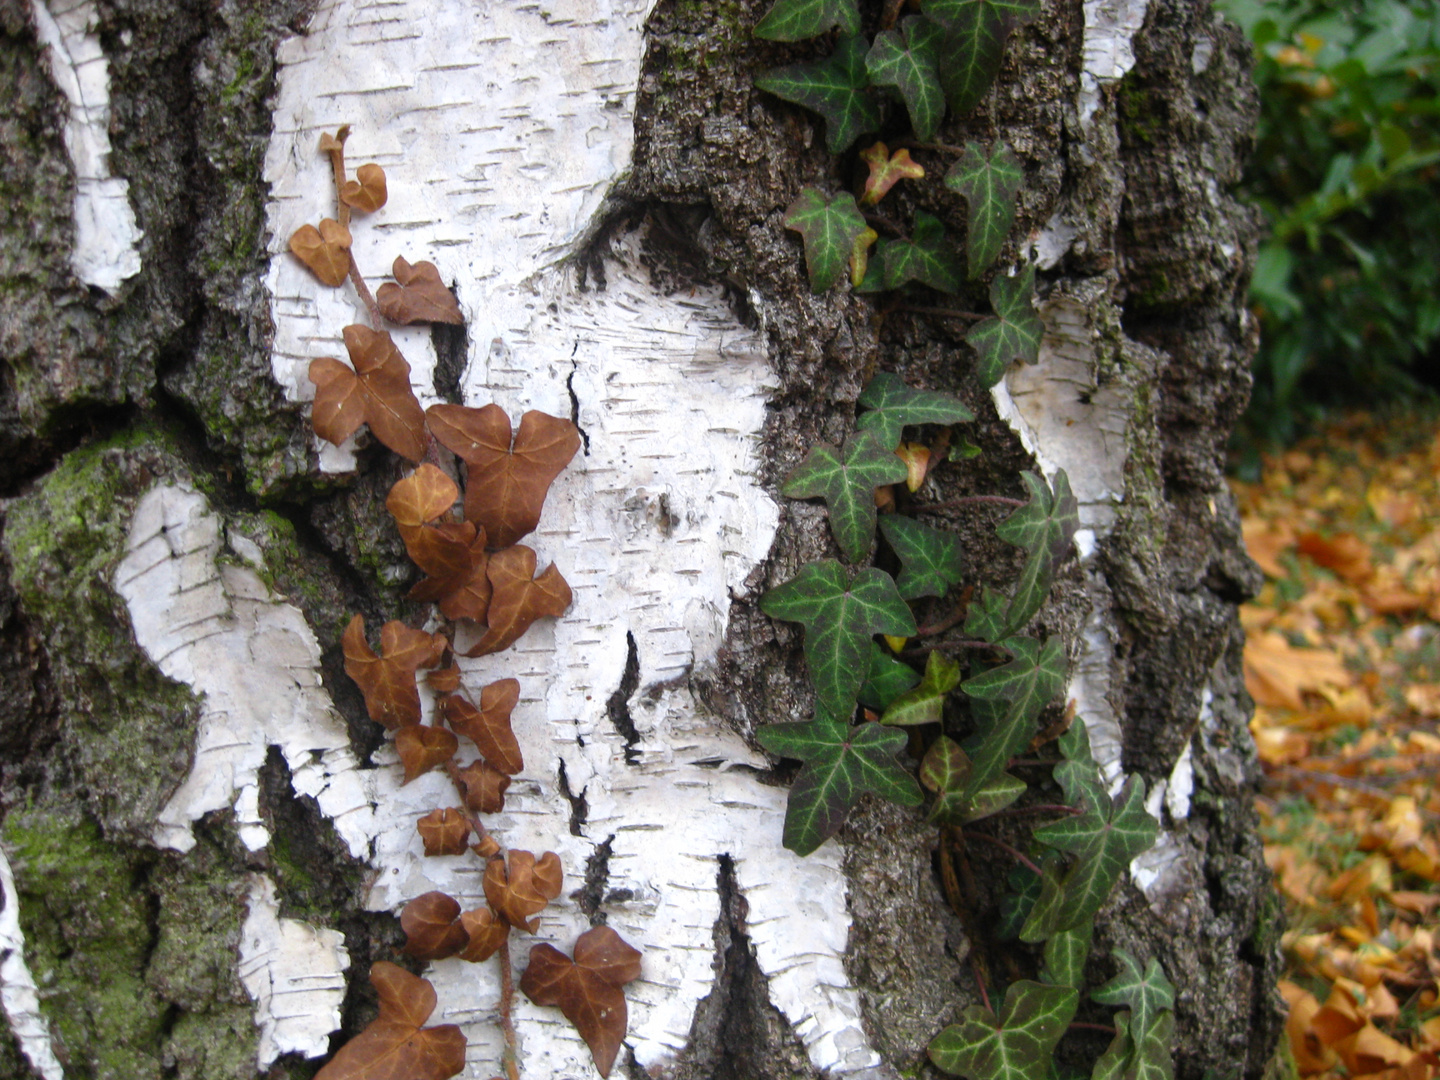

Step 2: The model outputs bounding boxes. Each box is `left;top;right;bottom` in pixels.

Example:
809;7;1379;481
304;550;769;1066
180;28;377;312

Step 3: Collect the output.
28;0;142;291
0;848;63;1080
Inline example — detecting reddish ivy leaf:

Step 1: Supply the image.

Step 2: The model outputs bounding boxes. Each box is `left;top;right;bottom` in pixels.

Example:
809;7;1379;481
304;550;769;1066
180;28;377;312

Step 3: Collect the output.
463;545;572;657
342;615;446;730
308;326;428;463
483;850;563;933
416;808;470;856
395;724;459;784
340;163;388;214
289;218;352;287
426;662;462;694
520;926;643;1078
426;403;581;548
313;962;465;1080
401;891;469;961
458;907;509;963
859;142;926;206
455;759;510;813
441;681;523;774
377;256;464;325
386;466;491;621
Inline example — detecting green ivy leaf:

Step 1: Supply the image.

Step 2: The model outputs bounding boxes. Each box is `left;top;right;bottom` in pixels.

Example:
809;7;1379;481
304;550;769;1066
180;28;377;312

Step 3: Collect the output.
922;0;1042;115
761;561;917;718
968;265;1042;387
1054;718;1109;817
963;585;1010;642
961;636;1066;800
1091;1012;1131;1080
1093;1010;1176;1080
882;650;961;726
1021;778;1159;942
757;717;923;855
863;212;964;293
996;863;1045;939
929;979;1079;1080
865;17;946;141
783;431;910;561
755;0;860;41
921;736;1025;823
880;515;966;600
996;470;1079;634
945;141;1024;277
856;371;975;450
1041;922;1093;990
755;36;882;154
1091;951;1175;1037
859;642;921;711
783;188;873;293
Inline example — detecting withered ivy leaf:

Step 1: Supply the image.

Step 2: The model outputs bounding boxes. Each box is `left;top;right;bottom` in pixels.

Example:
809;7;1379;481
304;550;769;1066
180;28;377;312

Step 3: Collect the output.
520;926;643;1078
289;218;352;287
754;0;860;40
456;758;510;814
395;724;459;785
967;265;1042;388
782;187;871;294
441;680;523;774
427;403;582;548
342;614;447;730
879;514;966;600
928;979;1077;1080
426;661;462;694
944;140;1024;277
783;431;909;562
882;649;960;726
865;20;946;141
761;561;916;719
387;463;459;526
377;256;464;326
416;808;470;857
897;441;932;491
312;962;465;1080
340;162;388;214
309;326;429;463
463;545;572;657
856;371;974;451
401;891;469;961
386;466;491;622
859;142;927;207
458;907;510;963
754;35;882;154
484;850;563;933
757;714;923;855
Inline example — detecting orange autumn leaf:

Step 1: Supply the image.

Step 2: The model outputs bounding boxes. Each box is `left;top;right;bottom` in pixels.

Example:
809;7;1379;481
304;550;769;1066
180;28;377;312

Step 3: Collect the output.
290;218;352;287
1281;979;1336;1074
519;926;643;1078
377;256;464;326
463;545;572;657
1244;630;1352;710
426;403;581;548
483;850;563;933
401;891;469;961
441;680;523;774
1242;518;1294;579
1297;530;1373;584
395;724;459;785
313;962;465;1080
342;615;446;729
309;326;428;462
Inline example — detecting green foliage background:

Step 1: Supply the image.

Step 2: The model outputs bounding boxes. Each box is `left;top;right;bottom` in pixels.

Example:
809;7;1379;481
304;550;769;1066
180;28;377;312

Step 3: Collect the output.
1219;0;1440;442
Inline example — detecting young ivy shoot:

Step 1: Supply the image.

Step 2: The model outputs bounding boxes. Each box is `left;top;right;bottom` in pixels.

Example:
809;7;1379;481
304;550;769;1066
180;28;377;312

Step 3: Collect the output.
289;127;641;1080
750;0;1173;1075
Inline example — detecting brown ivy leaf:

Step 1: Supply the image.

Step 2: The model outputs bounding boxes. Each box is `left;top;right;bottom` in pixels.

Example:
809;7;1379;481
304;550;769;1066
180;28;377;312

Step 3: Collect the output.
289;218;352;287
308;327;429;462
519;926;643;1078
456;759;510;813
308;356;367;447
340;163;388;214
317;127;348;154
377;256;464;326
484;850;563;933
897;441;931;492
313;961;465;1080
427;661;462;694
417;808;470;856
387;463;460;527
342;615;447;730
472;834;501;858
401;891;469;961
457;907;509;963
463;545;572;657
395;725;460;784
426;404;581;547
386;466;492;621
440;680;523;774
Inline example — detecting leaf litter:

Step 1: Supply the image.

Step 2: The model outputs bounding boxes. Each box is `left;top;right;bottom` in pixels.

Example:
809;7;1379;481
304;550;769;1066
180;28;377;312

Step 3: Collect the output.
1232;413;1440;1079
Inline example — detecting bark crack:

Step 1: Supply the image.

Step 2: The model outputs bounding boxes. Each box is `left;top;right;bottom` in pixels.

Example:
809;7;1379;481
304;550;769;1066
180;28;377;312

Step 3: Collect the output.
555;759;588;837
573;834;614;927
607;631;642;765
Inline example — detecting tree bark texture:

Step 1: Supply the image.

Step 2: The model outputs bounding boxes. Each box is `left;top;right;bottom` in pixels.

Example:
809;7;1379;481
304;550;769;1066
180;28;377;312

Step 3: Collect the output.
0;1;1283;1079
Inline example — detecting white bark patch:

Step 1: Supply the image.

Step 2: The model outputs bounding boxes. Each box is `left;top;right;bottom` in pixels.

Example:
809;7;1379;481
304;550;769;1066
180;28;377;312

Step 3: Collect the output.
29;0;143;292
1079;0;1152;127
239;875;351;1065
0;847;64;1080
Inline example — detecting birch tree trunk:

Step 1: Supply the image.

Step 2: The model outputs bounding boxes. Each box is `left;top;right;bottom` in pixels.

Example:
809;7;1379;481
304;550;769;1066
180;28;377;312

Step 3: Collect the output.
0;0;1284;1079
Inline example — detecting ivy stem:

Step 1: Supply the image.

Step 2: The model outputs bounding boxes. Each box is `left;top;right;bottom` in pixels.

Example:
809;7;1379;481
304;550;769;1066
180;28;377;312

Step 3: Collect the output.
862;210;908;237
915;605;968;637
494;894;522;1080
978;803;1083;821
1069;1021;1119;1036
911;494;1025;513
917;638;1000;657
971;953;993;1014
346;251;385;330
897;304;988;322
896;138;967;155
963;830;1042;876
324;126;352;230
